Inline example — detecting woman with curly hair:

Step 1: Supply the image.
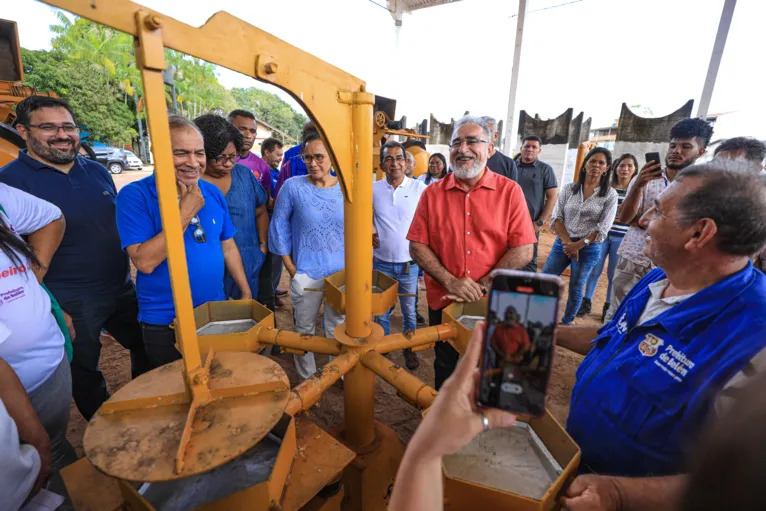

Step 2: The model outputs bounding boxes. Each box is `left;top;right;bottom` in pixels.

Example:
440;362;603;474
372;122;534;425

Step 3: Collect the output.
195;114;269;300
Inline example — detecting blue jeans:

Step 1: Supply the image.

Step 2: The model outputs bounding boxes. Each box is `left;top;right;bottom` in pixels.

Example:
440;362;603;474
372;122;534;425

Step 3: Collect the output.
584;232;624;303
373;257;418;335
542;237;602;324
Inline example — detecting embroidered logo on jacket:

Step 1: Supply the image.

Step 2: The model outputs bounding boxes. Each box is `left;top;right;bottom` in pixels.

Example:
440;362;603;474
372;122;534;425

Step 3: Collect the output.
638;333;664;357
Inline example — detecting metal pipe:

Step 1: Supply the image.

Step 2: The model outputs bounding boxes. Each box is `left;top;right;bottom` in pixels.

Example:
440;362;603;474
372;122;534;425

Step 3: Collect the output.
697;0;736;118
502;0;527;155
343;360;376;448
284;351;359;416
344;91;374;339
256;328;341;356
374;323;457;354
361;351;437;409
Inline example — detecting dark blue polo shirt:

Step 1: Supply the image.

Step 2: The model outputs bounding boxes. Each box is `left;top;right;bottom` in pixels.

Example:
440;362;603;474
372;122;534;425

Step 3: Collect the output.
0;151;130;304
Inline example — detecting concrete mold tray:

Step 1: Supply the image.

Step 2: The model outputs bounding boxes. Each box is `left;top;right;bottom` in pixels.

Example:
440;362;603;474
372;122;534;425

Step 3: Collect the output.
442;410;580;511
120;414;296;511
442;299;487;355
323;269;399;315
175;299;274;354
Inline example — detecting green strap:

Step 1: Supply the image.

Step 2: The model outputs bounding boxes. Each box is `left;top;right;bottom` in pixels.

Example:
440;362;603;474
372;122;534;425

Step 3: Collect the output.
41;283;72;363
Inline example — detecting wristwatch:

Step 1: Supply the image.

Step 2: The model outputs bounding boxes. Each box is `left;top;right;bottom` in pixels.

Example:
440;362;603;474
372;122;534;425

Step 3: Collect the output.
536;220;544;227
582;238;591;245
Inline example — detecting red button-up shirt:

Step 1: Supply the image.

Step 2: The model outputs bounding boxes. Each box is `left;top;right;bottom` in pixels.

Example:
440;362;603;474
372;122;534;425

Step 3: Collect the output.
407;168;536;309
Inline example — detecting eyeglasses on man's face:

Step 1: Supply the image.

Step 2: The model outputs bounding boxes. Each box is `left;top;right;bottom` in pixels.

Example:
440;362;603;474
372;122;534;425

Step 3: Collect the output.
383;155;405;164
301;153;327;164
448;137;488;150
26;123;79;135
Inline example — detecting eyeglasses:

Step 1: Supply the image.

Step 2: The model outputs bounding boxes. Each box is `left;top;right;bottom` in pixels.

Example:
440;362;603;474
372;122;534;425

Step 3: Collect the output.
383;155;405;164
301;153;326;164
448;137;488;150
214;154;237;165
189;215;206;243
25;123;79;135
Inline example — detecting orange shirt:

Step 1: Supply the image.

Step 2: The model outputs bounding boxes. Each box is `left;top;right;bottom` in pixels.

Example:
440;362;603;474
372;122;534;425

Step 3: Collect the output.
491;323;531;359
407;168;536;309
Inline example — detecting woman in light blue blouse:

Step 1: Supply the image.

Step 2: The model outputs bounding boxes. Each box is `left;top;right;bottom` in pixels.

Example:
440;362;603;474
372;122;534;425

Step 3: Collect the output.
269;131;345;379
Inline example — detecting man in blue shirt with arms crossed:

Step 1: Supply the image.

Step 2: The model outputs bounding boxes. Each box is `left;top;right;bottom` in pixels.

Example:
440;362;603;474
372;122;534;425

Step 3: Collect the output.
558;161;766;511
116;115;252;369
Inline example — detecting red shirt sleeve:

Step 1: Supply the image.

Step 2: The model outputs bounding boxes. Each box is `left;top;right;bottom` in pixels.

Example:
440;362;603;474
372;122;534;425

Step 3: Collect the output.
506;185;537;247
406;187;431;245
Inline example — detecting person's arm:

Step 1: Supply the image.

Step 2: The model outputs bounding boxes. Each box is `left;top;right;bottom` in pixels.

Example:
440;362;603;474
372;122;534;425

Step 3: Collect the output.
490;245;533;274
553;219;572;243
539;187;558;227
563;473;686;511
268;179;296;277
389;323;517;511
27;217;65;283
119;182;204;274
618;162;660;224
0;184;66;283
557;325;599;355
410;241;482;302
594;190;619;243
256;205;269;255
0;358;50;495
222;238;252;300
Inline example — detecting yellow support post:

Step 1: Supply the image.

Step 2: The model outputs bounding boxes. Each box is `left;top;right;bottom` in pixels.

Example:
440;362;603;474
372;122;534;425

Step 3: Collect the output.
134;12;202;378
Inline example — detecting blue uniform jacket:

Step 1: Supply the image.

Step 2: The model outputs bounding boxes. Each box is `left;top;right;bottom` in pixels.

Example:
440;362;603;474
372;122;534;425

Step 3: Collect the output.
567;263;766;477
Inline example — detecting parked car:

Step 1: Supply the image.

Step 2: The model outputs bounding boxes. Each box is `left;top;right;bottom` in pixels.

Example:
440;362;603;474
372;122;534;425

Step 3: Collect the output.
93;147;128;174
124;150;143;170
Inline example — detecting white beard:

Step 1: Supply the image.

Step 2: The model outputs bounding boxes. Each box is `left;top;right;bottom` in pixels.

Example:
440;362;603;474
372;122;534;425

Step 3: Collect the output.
451;157;485;179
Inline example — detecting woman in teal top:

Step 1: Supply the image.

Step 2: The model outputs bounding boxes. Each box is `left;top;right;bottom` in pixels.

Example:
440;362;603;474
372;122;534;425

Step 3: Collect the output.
196;114;269;299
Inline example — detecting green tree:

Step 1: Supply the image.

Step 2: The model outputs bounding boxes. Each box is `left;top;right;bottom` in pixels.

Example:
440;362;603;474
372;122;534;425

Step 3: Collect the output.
21;48;137;145
231;87;306;141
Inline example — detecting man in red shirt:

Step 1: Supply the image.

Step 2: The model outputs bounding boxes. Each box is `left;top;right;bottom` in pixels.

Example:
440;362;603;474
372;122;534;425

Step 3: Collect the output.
491;307;531;363
407;115;536;388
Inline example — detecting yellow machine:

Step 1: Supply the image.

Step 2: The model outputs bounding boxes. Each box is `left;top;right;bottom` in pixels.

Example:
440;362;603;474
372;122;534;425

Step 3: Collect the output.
36;1;579;510
0;19;58;166
372;95;429;180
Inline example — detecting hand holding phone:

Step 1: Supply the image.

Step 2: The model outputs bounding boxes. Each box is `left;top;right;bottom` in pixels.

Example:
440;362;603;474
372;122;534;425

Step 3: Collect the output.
636;153;663;188
477;270;563;417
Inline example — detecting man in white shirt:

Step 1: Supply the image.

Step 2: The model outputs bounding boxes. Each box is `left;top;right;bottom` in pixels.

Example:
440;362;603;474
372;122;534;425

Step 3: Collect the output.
373;141;427;370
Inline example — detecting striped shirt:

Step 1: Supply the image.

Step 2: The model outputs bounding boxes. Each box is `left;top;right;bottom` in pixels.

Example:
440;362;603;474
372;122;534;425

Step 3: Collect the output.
551;182;618;243
609;187;630;236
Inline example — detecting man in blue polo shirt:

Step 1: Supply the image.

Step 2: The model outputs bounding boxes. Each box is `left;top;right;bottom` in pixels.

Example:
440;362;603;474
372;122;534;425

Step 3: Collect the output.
116;115;252;369
558;162;766;511
0;96;150;420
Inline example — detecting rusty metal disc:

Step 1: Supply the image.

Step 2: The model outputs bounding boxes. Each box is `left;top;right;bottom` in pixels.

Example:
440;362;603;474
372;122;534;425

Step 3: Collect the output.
84;351;290;482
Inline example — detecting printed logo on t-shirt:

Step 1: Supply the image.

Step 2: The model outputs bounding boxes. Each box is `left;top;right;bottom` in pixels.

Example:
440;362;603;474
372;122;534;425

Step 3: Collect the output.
0;264;28;280
0;286;25;305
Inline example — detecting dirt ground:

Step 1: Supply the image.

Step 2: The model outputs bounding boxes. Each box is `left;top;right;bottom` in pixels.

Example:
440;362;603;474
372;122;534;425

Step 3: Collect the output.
66;171;611;453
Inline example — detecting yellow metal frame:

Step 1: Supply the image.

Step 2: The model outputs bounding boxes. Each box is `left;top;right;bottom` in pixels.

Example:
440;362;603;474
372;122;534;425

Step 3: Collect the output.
38;1;577;509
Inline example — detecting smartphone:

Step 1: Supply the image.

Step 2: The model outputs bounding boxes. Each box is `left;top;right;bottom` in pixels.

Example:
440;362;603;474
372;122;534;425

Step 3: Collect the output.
477;270;563;417
645;152;662;169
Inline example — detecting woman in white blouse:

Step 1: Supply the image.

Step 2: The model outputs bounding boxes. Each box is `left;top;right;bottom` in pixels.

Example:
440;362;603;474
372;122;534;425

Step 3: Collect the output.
542;147;618;324
418;153;448;185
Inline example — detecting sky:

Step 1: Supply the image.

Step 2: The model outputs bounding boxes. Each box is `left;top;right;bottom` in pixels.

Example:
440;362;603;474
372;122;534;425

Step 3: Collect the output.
7;0;766;135
491;291;557;326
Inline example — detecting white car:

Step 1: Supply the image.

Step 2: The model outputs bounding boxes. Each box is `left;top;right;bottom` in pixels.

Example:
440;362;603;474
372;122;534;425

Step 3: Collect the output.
124;151;143;170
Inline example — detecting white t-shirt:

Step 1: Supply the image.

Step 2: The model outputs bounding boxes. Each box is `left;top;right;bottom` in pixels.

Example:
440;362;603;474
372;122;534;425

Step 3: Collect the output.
0;184;64;392
417;173;442;185
0;398;40;509
373;176;427;263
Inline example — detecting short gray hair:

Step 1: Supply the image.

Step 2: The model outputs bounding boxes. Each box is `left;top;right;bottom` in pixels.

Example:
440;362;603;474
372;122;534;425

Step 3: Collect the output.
452;115;492;141
169;114;203;137
405;151;415;163
481;116;498;136
675;160;766;256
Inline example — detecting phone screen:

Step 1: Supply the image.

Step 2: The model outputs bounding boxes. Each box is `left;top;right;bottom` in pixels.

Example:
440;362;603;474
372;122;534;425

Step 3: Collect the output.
645;152;662;168
477;273;560;417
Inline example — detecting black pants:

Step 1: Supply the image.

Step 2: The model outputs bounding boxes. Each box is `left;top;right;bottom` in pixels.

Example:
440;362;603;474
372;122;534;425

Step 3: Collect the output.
140;322;182;370
258;252;276;321
430;306;459;390
62;282;150;420
522;230;541;273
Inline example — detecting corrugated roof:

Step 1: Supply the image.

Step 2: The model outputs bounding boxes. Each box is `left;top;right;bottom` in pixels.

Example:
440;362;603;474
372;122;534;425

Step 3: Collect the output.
387;0;462;13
